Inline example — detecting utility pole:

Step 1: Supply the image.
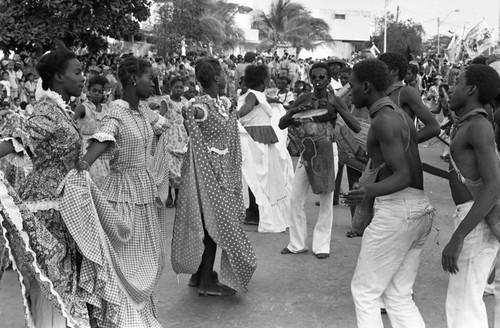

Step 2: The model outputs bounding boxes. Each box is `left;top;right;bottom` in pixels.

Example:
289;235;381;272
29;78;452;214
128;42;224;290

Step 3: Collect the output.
437;17;440;58
396;5;399;24
384;0;388;53
437;10;459;58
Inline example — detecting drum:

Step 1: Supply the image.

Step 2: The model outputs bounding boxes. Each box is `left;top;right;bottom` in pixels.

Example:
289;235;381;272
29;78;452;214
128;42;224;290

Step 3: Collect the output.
292;109;335;194
292;109;333;139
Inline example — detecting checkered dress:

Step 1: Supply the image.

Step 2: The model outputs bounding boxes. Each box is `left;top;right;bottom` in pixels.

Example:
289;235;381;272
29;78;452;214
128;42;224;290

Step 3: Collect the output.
76;99;169;327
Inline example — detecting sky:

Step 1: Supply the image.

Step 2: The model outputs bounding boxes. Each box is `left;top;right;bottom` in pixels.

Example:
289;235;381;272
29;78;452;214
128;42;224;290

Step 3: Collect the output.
249;0;499;40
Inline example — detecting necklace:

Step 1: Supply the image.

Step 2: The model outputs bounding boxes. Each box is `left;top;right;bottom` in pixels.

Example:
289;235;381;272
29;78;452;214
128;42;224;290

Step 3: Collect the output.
127;103;149;157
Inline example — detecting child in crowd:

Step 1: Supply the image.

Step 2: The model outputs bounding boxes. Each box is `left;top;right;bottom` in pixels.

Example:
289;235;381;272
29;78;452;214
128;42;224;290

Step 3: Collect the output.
25;96;36;116
18;75;27;102
0;72;11;99
25;73;37;99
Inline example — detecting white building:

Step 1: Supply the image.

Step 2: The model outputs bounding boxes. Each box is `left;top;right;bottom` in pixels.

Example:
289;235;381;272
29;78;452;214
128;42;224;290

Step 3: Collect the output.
231;0;371;59
231;0;260;55
299;9;371;59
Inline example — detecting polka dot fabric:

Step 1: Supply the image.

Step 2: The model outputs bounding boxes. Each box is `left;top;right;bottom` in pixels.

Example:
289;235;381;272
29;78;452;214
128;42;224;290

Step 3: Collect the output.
171;95;256;292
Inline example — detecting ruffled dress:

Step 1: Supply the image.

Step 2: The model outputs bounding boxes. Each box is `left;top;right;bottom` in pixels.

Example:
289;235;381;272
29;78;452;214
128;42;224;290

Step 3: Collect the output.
76;101;110;188
0;94;90;327
237;90;293;233
78;99;169;327
171;95;257;292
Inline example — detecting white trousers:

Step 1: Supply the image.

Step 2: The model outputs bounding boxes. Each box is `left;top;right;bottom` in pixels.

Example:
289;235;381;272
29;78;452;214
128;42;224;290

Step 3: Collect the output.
286;159;334;254
351;188;434;328
493;251;500;328
446;201;500;328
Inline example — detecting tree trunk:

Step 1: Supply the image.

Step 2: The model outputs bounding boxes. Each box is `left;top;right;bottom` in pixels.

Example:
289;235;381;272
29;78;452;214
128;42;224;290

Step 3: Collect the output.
295;47;302;57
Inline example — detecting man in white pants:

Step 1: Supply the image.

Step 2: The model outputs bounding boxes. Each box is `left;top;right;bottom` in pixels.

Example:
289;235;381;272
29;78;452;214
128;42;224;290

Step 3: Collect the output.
441;64;500;328
345;59;434;328
279;62;360;259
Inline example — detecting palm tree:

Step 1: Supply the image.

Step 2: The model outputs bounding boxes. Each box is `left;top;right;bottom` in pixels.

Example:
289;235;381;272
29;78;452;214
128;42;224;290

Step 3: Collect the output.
153;0;244;55
252;0;334;56
199;1;245;52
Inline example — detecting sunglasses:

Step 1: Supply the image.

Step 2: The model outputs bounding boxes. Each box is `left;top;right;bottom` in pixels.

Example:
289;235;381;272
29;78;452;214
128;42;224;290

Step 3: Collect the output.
311;74;327;80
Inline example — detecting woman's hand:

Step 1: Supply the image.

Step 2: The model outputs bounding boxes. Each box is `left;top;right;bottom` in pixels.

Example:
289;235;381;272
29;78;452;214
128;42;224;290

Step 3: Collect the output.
75;160;90;172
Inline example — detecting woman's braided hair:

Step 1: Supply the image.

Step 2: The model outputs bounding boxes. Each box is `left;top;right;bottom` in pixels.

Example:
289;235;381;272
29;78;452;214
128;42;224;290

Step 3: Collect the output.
117;55;152;87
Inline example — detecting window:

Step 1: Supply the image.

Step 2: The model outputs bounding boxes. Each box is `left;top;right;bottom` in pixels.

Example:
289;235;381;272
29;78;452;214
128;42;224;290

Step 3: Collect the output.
334;14;346;20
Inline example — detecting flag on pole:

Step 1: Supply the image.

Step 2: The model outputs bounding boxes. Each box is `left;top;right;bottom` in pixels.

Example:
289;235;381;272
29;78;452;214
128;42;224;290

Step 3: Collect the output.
445;34;462;64
370;44;381;57
463;20;496;58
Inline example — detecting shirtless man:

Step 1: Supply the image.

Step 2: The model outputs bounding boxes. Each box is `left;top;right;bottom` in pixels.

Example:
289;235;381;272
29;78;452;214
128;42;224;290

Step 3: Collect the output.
441;64;500;328
379;53;440;143
345;59;434;328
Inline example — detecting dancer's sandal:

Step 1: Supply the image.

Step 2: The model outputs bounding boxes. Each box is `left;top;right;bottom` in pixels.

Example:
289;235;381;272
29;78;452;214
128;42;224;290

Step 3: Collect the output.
280;248;307;255
198;283;236;296
346;230;362;238
188;271;219;287
166;198;174;208
315;253;330;259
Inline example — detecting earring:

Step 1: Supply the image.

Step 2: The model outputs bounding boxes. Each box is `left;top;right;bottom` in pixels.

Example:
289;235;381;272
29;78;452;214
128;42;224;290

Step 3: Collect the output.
133;82;137;86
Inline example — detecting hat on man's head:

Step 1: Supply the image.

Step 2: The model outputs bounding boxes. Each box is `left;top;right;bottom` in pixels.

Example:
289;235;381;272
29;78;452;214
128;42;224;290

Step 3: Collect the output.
244;52;256;63
325;57;346;68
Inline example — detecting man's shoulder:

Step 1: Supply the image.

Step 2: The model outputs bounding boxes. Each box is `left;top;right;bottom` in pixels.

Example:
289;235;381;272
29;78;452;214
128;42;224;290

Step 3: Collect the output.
371;106;405;130
454;113;493;144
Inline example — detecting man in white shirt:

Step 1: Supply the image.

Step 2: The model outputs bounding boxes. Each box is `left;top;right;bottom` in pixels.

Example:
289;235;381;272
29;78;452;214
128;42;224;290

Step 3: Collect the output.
326;58;346;91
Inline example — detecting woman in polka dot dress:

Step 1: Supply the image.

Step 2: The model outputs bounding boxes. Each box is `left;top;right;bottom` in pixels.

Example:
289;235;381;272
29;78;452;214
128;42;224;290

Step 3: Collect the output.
171;58;257;296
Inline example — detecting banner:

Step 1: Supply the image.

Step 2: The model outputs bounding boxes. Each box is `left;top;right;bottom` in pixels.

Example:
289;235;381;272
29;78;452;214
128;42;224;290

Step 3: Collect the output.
463;20;495;58
445;34;462;64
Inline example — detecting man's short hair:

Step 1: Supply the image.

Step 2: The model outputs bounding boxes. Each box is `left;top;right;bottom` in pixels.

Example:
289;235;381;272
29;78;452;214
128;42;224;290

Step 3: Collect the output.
465;64;500;105
470;56;488;65
309;62;332;78
339;67;352;74
244;52;256;63
378;53;408;81
352;59;390;92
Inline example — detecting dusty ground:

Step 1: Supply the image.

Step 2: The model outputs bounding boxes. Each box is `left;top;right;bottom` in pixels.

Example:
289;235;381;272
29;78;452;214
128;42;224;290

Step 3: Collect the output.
0;141;495;327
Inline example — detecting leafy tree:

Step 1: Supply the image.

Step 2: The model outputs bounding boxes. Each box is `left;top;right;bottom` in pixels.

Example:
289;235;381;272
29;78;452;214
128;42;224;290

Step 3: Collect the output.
422;35;453;55
0;0;151;54
373;12;425;56
252;0;333;56
154;0;244;56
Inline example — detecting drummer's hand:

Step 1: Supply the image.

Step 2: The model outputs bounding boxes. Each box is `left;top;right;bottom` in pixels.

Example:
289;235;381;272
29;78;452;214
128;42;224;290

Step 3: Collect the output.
328;94;348;112
341;183;366;206
289;105;305;115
